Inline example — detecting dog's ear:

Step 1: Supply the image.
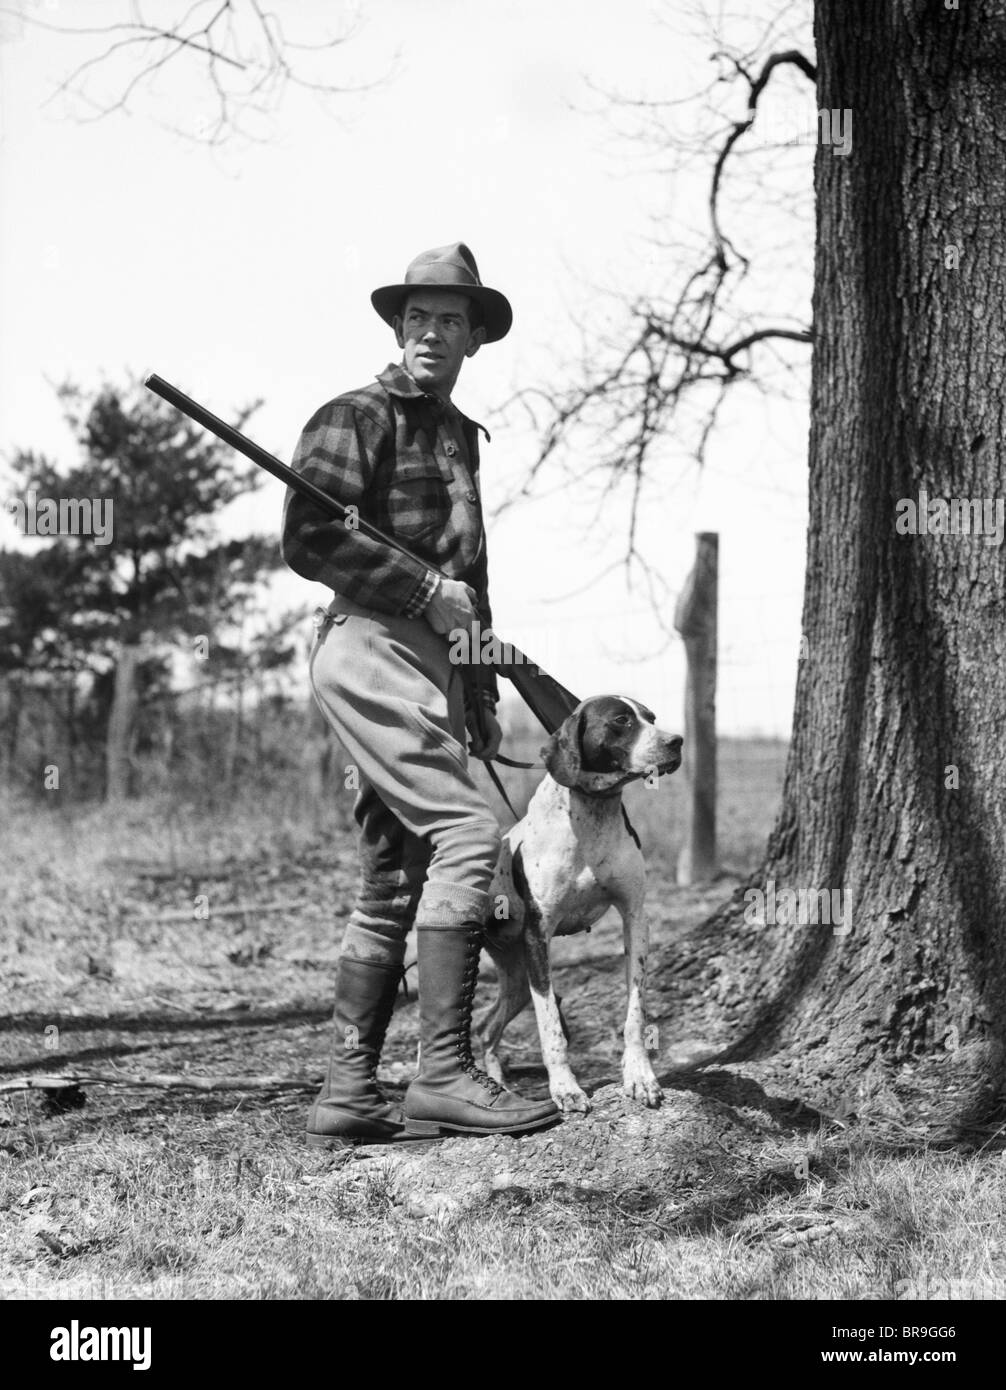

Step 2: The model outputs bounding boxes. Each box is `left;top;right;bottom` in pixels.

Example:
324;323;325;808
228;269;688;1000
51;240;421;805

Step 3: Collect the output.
541;711;583;788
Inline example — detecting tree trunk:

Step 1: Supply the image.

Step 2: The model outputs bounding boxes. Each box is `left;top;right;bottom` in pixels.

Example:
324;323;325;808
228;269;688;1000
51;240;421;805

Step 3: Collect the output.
303;694;335;804
65;675;77;785
224;676;245;792
4;674;22;775
675;532;718;885
696;1;1006;1097
105;644;142;801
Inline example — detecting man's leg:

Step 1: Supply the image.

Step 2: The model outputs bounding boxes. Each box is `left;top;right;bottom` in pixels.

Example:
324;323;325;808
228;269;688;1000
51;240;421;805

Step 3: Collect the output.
309;610;558;1138
306;780;430;1147
342;778;430;962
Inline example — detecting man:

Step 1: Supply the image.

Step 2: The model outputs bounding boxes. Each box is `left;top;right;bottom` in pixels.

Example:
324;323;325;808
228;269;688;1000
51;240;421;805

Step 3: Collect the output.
282;242;559;1145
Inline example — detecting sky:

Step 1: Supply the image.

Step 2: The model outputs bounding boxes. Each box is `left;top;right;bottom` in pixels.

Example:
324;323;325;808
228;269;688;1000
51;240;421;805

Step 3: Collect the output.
0;0;814;736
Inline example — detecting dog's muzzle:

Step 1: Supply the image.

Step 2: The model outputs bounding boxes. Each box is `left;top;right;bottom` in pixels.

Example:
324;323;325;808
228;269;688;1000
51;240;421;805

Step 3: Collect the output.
652;735;683;776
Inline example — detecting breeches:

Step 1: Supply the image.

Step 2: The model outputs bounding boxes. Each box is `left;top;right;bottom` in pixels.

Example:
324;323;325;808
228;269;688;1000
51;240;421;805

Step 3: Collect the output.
309;607;501;945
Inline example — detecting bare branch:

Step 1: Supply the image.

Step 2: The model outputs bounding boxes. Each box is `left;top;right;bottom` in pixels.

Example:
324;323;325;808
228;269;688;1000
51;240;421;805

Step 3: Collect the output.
1;1070;314;1094
504;15;817;579
646;320;813;371
709;49;816;266
5;0;381;144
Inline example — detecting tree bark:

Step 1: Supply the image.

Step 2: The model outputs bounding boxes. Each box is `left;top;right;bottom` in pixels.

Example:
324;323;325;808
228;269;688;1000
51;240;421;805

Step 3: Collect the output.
694;0;1006;1096
105;644;142;801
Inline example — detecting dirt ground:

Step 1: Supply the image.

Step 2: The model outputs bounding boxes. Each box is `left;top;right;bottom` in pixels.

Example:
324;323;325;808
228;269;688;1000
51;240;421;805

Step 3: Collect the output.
0;821;737;1135
2;833;981;1197
3;751;1004;1300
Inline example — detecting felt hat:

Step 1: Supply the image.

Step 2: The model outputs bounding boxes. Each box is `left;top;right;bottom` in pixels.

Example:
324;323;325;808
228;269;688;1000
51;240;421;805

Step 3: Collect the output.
371;242;512;342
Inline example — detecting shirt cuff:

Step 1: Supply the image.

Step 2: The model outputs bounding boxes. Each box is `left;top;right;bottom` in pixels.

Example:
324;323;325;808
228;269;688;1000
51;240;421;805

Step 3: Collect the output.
401;569;440;619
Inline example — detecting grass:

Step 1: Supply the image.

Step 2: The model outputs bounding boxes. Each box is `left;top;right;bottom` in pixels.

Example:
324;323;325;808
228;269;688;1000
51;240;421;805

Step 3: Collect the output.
3;1122;1004;1300
2;738;1005;1301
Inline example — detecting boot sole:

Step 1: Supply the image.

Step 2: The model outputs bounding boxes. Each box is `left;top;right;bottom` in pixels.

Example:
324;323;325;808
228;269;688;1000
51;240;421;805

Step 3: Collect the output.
306;1130;444;1150
403;1109;561;1139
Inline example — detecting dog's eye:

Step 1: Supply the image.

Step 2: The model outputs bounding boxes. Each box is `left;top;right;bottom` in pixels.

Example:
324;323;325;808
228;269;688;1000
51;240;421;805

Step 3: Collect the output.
611;714;633;728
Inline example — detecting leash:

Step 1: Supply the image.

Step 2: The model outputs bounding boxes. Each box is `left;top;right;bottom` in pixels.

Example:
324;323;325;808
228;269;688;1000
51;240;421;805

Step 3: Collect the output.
483;759;521;820
465;663;537;820
484;752;538;821
493;751;537;769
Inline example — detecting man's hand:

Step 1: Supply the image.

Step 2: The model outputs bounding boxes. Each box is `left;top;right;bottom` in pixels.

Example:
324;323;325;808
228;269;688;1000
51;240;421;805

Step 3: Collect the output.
424;577;478;634
467;705;503;762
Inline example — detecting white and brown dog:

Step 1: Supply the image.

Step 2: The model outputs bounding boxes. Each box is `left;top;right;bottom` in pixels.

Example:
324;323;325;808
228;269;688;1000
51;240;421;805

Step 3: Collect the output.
480;696;682;1114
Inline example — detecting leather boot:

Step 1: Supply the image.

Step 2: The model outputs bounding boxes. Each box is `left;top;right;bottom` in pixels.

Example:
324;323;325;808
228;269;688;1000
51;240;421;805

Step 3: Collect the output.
404;925;560;1137
307;955;409;1148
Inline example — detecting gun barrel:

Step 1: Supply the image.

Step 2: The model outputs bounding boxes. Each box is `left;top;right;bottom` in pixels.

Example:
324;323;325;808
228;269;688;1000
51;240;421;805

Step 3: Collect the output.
144;373;428;572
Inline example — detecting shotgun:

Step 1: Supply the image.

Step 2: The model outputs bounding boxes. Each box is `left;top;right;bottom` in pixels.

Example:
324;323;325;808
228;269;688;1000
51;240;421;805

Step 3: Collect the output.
143;374;580;741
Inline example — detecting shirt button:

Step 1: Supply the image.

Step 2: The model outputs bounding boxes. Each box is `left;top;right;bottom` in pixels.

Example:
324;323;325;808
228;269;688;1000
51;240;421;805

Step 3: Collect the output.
444;441;457;457
466;490;477;503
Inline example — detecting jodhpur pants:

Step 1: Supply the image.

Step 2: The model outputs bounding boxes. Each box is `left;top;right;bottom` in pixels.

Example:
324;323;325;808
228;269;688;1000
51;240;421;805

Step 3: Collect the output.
309;603;501;958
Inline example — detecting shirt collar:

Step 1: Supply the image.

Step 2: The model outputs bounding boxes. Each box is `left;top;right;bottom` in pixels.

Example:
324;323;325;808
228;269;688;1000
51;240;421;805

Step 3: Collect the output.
376;362;429;402
376;363;491;442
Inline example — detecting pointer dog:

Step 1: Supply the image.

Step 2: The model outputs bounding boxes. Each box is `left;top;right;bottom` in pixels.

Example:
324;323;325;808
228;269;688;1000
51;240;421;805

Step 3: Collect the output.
480;696;682;1113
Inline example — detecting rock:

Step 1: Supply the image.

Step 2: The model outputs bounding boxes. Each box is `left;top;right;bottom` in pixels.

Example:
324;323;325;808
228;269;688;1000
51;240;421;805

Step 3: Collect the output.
404;1192;462;1222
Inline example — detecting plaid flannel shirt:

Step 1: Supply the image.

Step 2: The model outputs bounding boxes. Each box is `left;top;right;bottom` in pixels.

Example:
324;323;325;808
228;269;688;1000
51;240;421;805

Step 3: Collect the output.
282;362;498;704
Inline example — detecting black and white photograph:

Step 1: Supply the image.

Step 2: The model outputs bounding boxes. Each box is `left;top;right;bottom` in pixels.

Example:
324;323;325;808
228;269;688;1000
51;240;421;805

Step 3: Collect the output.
0;0;1002;1337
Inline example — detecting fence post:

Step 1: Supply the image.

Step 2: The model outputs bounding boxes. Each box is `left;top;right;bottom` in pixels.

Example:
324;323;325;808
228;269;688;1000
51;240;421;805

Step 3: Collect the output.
674;532;718;885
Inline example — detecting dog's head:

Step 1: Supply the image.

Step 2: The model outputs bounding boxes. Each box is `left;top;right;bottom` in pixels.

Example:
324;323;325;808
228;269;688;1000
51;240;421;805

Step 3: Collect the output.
541;695;683;794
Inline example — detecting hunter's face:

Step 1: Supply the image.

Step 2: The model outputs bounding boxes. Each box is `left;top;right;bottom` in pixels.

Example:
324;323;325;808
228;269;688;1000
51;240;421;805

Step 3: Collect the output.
395;291;485;398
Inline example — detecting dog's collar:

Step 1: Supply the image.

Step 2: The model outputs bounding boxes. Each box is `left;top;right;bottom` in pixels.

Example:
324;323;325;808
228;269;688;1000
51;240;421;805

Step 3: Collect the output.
570;772;640;799
570;762;677;798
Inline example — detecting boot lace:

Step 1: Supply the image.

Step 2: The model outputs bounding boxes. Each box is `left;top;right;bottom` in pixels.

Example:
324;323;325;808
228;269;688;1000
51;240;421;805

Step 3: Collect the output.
456;929;505;1097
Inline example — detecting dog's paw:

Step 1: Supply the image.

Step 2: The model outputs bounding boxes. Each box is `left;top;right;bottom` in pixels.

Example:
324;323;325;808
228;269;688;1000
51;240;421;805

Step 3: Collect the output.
622;1057;663;1108
549;1075;591;1115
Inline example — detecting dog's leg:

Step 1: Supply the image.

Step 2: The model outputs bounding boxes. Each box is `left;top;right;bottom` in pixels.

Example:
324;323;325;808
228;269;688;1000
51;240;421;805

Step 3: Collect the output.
525;916;590;1114
478;939;531;1083
619;894;662;1107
